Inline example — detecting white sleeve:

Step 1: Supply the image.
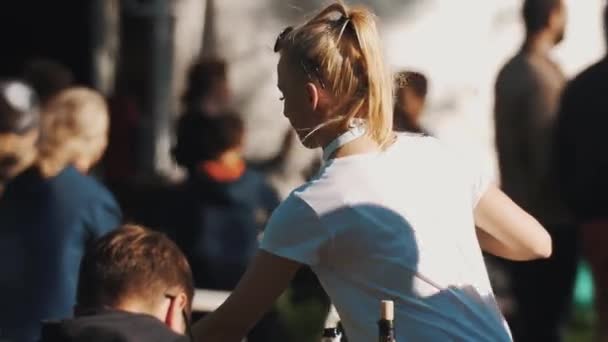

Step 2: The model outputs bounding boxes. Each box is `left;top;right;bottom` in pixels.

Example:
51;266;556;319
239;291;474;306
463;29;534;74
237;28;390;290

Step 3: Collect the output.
438;139;493;209
470;162;492;208
260;195;330;266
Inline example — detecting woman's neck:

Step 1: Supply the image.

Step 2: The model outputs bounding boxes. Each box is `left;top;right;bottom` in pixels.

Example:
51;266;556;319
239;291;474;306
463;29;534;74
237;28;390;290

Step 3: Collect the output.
332;134;381;159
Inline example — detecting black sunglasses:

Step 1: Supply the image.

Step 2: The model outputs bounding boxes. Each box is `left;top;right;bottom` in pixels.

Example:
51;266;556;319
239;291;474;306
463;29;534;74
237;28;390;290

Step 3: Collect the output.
274;26;327;89
164;293;193;341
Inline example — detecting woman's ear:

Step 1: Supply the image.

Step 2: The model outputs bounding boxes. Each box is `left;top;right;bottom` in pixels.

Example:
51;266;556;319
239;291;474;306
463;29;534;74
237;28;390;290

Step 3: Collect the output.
305;82;320;111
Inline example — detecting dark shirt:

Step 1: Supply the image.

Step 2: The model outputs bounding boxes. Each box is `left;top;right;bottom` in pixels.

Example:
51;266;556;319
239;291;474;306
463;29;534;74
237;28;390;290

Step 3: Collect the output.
175;167;279;290
0;166;121;342
494;50;572;225
393;108;426;134
39;309;188;342
555;58;608;221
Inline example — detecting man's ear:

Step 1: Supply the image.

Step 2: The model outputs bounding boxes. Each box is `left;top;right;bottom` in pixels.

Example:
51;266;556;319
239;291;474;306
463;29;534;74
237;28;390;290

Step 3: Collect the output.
305;82;320;111
165;292;189;334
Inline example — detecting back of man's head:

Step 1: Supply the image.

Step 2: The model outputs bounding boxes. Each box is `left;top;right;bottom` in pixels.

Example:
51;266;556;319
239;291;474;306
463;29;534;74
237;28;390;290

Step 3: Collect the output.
77;225;194;324
522;0;562;34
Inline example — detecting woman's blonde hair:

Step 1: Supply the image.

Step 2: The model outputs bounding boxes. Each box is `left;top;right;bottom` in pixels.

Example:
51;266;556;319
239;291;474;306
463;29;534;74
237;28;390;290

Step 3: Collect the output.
274;1;393;147
38;87;109;176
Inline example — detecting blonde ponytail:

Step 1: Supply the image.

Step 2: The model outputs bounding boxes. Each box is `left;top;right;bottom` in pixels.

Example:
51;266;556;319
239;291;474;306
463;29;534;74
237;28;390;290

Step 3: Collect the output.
275;1;394;147
347;6;394;147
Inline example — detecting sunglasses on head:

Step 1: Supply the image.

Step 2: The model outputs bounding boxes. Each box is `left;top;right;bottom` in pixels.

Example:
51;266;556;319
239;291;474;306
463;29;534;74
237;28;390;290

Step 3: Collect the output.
274;26;327;89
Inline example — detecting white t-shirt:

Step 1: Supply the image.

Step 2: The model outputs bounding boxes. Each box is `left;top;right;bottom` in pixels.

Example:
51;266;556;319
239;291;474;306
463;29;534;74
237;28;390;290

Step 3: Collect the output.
261;133;512;342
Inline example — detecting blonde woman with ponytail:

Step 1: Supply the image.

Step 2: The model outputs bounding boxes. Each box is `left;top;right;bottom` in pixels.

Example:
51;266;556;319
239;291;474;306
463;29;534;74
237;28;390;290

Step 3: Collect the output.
194;2;550;341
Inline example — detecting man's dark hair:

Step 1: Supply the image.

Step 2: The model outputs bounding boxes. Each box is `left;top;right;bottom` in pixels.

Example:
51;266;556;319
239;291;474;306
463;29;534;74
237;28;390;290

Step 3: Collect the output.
522;0;562;34
0;80;39;134
395;71;428;98
77;225;195;312
173;112;244;170
182;58;227;110
23;59;74;104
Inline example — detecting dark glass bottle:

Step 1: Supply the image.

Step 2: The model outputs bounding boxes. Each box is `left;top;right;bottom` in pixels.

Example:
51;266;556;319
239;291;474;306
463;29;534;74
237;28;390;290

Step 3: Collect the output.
321;327;342;342
378;300;396;342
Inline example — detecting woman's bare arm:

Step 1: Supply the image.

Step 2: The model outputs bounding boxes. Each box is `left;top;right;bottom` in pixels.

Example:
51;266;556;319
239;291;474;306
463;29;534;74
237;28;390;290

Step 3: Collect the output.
192;250;302;342
474;185;552;261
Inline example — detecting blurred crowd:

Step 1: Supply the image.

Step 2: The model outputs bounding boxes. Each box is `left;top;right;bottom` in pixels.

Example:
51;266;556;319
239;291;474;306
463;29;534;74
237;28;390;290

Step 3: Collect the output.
0;0;607;341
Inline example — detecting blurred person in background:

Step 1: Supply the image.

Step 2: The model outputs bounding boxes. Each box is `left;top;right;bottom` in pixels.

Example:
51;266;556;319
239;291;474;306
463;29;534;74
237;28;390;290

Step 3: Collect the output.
0;80;39;195
0;87;121;342
103;86;141;184
181;58;295;175
393;70;428;134
182;58;231;117
172;112;279;289
555;4;608;339
40;225;193;342
494;0;576;341
172;112;283;341
23;58;74;106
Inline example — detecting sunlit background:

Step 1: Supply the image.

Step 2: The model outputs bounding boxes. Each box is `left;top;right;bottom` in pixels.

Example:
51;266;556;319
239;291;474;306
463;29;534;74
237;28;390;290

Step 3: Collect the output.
3;0;603;191
180;0;606;194
0;1;605;340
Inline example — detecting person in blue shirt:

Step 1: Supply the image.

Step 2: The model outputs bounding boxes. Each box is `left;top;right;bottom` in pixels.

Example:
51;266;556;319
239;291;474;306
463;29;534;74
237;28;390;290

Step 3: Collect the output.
172;112;284;341
0;87;121;342
172;112;279;290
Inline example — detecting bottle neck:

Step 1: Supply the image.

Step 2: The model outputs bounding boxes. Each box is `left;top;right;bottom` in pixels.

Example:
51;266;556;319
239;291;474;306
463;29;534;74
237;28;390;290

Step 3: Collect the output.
321;327;341;341
378;319;396;342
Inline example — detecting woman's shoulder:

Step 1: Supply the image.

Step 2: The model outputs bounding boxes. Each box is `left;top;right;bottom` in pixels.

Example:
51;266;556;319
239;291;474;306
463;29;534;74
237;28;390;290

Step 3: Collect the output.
393;132;439;146
391;133;447;159
261;185;332;266
262;189;319;232
272;188;317;220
